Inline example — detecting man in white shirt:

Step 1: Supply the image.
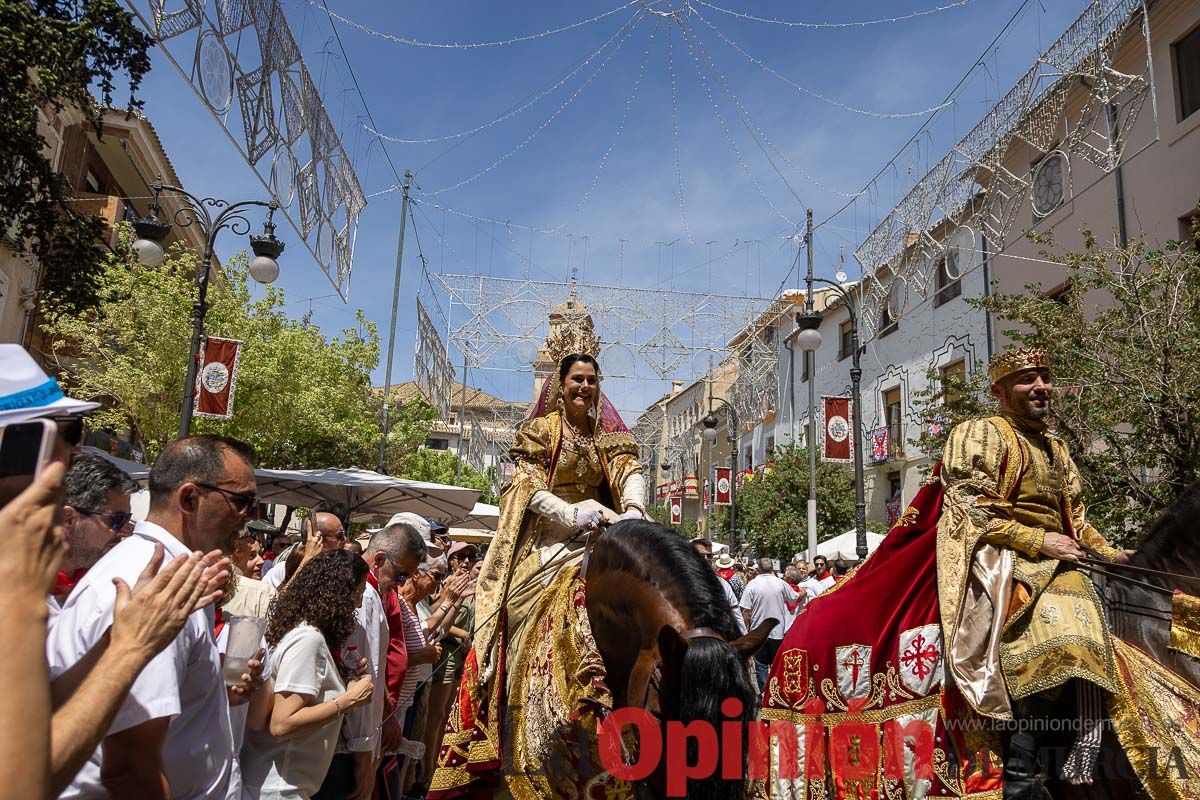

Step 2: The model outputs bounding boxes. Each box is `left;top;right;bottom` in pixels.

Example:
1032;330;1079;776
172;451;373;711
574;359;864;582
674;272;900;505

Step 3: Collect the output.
49;434;260;799
691;539;746;635
739;558;800;691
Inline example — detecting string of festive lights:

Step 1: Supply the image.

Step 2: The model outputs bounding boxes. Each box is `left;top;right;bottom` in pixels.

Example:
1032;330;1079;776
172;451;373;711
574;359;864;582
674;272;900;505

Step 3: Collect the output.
372;10;643;198
665;22;694;245
676;16;796;229
364;13;641;145
421;10;644;197
311;0;640;49
690;9;954;119
690;0;978;30
555;19;660;230
688;26;868;202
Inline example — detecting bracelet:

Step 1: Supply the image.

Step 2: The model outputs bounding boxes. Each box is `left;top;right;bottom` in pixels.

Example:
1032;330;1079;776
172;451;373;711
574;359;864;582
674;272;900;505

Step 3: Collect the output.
333;696;343;713
439;603;452;613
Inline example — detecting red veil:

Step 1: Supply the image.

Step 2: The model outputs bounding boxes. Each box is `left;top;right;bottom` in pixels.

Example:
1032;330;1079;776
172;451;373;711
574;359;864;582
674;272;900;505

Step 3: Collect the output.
526;364;630;434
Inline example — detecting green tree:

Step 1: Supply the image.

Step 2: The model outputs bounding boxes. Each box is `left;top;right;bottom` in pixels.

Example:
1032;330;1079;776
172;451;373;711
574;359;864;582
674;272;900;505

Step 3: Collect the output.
914;223;1200;545
647;502;699;539
908;361;994;473
733;445;858;560
395;448;496;503
382;399;437;469
40;226;382;468
1;0;154;312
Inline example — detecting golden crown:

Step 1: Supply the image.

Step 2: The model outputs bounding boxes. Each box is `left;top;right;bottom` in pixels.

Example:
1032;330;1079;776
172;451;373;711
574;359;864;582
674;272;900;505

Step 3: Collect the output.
988;347;1050;384
542;316;601;368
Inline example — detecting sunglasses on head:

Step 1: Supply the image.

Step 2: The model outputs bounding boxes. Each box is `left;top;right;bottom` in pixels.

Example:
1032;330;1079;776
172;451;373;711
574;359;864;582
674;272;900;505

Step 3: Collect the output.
55;415;84;447
194;482;260;518
75;508;133;532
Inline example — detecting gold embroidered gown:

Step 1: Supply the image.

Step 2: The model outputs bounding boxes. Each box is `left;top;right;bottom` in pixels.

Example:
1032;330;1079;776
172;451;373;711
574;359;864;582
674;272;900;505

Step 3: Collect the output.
938;413;1121;711
431;409;643;797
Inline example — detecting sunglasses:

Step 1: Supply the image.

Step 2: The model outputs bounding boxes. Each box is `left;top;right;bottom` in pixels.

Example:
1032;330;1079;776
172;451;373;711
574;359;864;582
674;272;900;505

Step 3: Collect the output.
194;482;260;518
322;529;347;542
75;508;133;532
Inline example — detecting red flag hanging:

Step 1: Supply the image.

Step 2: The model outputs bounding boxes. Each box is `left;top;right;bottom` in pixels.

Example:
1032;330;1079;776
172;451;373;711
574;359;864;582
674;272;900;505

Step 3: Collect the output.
714;467;732;506
669;494;682;525
703;478;710;510
194;336;242;420
821;396;853;463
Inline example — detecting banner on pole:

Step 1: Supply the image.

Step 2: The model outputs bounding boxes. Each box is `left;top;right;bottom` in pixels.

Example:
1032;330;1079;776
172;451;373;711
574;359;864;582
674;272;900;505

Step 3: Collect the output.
703;478;710;510
821;396;853;463
194;337;242;420
669;494;682;525
715;467;732;506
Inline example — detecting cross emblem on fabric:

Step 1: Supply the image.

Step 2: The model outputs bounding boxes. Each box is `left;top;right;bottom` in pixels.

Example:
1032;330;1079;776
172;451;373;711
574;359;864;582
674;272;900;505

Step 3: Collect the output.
842;649;865;691
901;632;939;681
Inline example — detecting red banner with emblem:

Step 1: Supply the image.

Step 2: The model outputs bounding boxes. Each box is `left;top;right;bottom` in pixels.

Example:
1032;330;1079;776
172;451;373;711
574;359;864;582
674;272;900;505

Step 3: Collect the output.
714;467;732;506
669;494;682;524
821;396;852;463
702;478;710;510
194;337;242;420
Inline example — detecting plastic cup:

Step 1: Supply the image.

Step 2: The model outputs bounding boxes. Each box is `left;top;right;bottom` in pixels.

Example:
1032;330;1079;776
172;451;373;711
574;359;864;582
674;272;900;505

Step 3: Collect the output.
223;615;265;686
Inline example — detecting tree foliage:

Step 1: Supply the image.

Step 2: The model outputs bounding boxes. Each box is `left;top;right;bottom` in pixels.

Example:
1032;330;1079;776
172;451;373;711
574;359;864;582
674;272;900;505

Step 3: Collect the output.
393;447;496;504
733;445;859;560
915;223;1200;545
0;0;154;312
41;227;384;468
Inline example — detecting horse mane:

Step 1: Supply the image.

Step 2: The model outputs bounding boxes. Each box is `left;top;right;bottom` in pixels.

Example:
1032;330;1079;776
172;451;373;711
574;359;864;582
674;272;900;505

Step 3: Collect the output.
1130;479;1200;570
593;521;756;800
591;520;742;641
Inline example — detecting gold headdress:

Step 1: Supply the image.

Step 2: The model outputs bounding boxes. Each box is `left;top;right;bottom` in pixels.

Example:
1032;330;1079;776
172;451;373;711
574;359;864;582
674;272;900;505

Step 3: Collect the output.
988;347;1050;384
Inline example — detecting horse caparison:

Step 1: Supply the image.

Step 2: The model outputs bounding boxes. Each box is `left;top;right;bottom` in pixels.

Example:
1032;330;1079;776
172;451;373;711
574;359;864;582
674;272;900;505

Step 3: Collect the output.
585;520;772;800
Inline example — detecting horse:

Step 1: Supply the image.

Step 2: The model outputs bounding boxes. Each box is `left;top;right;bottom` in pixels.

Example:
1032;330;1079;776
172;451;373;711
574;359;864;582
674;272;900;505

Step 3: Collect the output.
1047;479;1200;800
586;519;774;800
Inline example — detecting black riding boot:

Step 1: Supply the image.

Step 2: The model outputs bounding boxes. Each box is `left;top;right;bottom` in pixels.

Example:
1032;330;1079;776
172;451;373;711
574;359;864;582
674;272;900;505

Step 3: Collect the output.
1003;731;1050;800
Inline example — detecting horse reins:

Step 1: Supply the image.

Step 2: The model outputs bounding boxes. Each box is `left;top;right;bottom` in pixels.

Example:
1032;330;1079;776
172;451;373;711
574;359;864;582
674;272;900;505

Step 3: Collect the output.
1075;544;1198;597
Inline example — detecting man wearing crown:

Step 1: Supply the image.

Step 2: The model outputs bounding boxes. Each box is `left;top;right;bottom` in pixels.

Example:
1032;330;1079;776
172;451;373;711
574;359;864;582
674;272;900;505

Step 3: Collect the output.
937;346;1131;798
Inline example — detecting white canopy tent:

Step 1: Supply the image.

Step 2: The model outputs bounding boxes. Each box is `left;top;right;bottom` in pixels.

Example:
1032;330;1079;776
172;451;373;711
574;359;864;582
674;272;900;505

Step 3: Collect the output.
81;447;150;482
459;502;499;531
796;529;886;563
253;467;480;523
448;527;495;545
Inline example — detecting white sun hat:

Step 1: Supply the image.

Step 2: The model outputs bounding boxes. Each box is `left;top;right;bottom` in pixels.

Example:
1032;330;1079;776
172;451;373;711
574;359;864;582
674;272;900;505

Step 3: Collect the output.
365;511;444;557
0;345;99;426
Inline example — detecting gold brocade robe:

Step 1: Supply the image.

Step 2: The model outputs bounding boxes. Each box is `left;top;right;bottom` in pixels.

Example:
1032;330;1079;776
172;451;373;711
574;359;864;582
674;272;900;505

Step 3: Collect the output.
433;411;641;795
937;414;1121;716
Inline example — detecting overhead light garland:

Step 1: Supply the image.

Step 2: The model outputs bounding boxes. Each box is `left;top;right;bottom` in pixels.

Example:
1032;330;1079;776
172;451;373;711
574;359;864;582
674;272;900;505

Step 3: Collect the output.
690;0;978;30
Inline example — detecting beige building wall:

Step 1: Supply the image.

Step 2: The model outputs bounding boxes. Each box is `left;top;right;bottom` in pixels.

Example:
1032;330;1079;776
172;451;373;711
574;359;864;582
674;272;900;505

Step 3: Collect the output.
993;0;1200;310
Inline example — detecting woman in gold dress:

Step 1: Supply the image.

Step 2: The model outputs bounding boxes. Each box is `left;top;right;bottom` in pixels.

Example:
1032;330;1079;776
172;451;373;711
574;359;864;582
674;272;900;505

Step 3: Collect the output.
430;352;646;798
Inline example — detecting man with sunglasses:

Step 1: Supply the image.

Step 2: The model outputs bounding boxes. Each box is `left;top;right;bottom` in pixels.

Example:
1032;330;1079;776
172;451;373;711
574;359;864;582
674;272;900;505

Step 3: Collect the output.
261;511;346;589
49;434;260;800
52;456;138;608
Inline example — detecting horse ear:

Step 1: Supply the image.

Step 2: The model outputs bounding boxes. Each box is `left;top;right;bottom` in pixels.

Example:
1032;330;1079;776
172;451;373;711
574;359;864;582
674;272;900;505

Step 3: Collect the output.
657;624;688;671
730;619;777;661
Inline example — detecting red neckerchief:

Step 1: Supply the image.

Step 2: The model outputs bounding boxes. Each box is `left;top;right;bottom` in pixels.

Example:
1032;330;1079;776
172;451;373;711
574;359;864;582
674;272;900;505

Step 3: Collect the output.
53;568;88;600
263;550;275;561
214;607;225;638
366;569;379;589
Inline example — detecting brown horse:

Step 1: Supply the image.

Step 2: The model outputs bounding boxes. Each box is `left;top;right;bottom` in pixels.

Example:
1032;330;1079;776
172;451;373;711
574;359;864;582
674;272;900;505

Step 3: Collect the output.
1049;480;1200;799
586;519;774;800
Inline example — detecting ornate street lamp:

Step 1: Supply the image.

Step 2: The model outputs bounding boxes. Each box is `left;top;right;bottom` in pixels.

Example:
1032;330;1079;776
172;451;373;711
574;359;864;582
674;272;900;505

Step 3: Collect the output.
132;178;283;437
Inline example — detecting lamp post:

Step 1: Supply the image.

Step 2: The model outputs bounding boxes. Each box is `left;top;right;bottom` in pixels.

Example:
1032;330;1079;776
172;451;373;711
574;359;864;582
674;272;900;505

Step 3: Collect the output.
132;178;283;438
792;273;868;561
702;396;739;553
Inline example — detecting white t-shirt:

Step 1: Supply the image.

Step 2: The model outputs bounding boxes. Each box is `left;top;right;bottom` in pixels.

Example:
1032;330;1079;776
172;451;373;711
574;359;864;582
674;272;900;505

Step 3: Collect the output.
739;574;800;640
215;624;272;800
719;576;747;635
241;623;346;800
47;521;235;800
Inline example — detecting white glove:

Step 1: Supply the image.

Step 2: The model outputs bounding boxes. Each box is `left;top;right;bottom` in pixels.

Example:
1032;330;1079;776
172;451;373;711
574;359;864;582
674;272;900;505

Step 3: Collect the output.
618;508;644;522
576;508;603;532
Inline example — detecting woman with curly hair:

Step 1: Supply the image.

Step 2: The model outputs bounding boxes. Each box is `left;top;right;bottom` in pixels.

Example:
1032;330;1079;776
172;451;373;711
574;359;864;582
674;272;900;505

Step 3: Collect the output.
241;549;374;799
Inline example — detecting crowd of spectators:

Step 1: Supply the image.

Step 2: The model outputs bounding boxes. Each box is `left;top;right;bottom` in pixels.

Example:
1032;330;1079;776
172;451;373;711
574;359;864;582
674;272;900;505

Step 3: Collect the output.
1;345;483;800
689;536;853;692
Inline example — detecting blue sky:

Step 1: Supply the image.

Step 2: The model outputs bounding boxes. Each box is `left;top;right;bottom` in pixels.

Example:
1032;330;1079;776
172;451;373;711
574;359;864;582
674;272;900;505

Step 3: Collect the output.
128;0;1090;414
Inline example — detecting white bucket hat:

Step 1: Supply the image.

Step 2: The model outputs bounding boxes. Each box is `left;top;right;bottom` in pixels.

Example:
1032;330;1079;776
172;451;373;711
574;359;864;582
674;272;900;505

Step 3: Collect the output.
366;511;444;557
0;345;99;425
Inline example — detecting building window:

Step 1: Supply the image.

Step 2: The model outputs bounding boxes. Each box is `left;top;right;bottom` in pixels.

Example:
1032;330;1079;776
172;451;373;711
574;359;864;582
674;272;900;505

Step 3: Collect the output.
883;386;902;457
426;437;450;450
1180;210;1200;250
766;435;775;457
888;471;902;499
1175;24;1200;121
743;446;753;469
940;360;966;405
878;294;898;338
838;320;854;361
934;248;962;306
800;348;811;382
84;168;102;194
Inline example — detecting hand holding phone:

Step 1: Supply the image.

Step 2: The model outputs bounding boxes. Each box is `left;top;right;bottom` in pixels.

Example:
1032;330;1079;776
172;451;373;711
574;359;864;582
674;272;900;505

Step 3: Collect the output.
0;460;67;596
0;420;58;509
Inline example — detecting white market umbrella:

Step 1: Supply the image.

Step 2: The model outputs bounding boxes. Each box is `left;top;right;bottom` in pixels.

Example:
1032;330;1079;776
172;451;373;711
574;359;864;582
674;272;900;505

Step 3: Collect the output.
459;502;500;531
253;467;480;522
448;527;495;544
